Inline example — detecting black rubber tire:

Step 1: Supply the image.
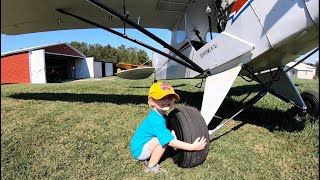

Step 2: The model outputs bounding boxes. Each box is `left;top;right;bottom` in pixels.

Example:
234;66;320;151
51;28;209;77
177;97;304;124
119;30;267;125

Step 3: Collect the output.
301;90;319;117
167;106;210;168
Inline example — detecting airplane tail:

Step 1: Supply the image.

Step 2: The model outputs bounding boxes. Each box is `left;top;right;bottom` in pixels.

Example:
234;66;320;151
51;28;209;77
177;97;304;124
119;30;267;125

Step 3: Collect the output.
152;40;197;80
151;49;168;80
151;48;170;70
151;51;159;68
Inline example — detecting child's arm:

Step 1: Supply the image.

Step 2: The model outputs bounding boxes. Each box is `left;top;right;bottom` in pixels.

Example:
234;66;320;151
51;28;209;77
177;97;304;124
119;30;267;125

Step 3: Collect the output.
168;137;207;151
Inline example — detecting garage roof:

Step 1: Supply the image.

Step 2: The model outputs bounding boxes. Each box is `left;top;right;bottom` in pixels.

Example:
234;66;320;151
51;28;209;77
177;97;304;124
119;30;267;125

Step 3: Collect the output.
286;62;316;71
1;42;86;58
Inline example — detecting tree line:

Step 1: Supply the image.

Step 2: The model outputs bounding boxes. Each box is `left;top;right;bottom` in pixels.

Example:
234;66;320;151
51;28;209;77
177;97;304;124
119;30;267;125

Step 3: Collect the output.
69;41;151;65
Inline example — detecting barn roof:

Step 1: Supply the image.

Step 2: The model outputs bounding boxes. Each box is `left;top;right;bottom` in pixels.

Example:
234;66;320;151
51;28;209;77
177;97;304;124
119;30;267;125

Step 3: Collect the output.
1;42;86;58
286;62;316;71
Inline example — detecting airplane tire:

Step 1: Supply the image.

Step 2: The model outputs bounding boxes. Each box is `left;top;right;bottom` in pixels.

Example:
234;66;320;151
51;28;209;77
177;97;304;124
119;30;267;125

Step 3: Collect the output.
167;106;210;168
301;90;319;117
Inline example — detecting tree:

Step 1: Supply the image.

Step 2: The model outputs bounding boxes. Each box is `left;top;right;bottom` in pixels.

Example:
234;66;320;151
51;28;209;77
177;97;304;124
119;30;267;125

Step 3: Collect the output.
68;41;150;65
116;45;128;63
70;41;89;56
127;47;138;64
137;50;150;65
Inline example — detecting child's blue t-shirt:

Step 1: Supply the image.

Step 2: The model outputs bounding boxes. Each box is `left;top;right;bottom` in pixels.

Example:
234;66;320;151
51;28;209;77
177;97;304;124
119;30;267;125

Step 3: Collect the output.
130;109;174;159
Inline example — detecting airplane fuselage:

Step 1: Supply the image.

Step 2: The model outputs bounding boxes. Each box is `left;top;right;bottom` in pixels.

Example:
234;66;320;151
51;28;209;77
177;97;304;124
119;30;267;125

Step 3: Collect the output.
154;0;319;80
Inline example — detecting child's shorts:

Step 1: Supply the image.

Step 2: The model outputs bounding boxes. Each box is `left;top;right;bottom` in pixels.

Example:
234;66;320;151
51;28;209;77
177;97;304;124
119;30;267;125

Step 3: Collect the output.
137;140;152;160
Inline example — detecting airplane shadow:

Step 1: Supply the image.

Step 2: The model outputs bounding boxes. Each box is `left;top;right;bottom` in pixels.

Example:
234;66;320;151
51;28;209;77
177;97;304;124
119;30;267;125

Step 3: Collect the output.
129;84;187;89
9;93;147;105
209;122;246;143
227;83;300;97
9;83;305;134
175;84;306;134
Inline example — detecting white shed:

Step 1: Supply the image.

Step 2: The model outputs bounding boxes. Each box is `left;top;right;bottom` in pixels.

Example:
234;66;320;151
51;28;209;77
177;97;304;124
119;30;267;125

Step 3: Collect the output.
285;62;316;79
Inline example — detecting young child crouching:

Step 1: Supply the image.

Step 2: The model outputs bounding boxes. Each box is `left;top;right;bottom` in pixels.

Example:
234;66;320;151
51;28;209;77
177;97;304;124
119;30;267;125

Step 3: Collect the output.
130;82;207;173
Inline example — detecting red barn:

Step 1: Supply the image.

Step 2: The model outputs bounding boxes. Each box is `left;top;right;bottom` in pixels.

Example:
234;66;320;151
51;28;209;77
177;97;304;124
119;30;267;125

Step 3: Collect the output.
1;43;89;84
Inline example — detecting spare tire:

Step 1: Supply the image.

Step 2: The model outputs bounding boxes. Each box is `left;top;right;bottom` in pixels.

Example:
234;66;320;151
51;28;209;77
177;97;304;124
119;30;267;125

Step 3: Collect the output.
167;106;210;168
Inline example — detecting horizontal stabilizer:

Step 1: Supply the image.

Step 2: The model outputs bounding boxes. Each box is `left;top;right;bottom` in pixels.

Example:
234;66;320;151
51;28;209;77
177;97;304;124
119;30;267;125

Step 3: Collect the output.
201;65;242;125
117;67;155;80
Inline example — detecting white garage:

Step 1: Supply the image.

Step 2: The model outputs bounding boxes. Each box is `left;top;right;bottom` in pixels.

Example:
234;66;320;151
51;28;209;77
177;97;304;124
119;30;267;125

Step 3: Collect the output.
285;62;316;80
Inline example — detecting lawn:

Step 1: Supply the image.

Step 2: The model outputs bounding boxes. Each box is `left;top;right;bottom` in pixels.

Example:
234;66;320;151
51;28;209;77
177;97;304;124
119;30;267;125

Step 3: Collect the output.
1;77;319;179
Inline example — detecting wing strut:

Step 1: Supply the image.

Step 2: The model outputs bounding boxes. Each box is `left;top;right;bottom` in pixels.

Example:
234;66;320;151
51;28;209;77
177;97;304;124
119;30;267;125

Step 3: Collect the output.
56;9;202;73
85;0;206;75
122;0;128;35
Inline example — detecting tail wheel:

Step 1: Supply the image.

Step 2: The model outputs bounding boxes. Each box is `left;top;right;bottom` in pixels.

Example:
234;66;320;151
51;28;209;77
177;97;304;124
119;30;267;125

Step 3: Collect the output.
301;90;319;117
167;106;210;168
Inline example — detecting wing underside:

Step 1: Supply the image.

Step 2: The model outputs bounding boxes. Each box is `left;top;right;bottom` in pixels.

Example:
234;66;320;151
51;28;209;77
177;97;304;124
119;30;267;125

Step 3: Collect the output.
1;0;193;35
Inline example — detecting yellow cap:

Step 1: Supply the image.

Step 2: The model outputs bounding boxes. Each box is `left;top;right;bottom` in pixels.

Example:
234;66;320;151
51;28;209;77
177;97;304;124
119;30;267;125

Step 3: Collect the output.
148;82;180;101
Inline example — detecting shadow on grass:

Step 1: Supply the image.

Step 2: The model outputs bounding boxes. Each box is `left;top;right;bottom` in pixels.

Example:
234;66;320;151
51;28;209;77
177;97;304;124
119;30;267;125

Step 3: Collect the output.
209;122;246;143
228;83;300;97
210;98;305;131
9;93;147;105
129;84;187;89
176;87;305;133
228;84;262;96
9;82;305;133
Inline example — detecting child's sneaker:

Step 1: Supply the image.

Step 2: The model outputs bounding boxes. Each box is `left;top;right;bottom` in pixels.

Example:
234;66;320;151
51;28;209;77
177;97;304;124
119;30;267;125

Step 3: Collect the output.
145;164;167;173
140;160;148;167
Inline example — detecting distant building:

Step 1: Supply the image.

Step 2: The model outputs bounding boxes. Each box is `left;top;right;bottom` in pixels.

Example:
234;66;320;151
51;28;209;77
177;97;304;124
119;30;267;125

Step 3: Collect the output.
1;43;115;84
285;62;316;79
94;60;115;78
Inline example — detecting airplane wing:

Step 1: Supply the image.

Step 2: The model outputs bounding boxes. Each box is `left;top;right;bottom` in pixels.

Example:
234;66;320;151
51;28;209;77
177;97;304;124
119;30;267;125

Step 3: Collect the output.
117;67;155;79
1;0;193;35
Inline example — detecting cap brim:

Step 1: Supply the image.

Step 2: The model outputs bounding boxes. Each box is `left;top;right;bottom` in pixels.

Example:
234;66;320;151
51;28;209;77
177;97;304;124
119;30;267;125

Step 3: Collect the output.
149;93;180;101
173;94;180;101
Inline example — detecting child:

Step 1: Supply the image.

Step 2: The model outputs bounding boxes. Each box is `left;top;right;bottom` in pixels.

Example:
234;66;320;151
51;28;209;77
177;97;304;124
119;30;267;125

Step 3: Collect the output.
130;82;207;173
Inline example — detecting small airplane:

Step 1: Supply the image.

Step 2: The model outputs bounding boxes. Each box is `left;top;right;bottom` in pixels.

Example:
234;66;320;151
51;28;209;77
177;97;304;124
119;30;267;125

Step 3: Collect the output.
2;0;319;168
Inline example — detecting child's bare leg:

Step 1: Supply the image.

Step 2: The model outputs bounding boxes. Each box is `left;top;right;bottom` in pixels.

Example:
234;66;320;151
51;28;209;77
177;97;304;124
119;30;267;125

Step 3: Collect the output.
148;137;167;167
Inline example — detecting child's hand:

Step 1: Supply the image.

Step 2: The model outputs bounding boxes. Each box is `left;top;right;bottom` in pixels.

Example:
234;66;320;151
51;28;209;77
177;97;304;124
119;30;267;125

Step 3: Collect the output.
192;137;207;151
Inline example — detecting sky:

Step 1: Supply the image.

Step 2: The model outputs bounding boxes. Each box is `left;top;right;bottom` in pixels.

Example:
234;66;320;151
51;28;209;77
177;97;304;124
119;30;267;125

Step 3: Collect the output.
1;28;172;59
1;28;318;64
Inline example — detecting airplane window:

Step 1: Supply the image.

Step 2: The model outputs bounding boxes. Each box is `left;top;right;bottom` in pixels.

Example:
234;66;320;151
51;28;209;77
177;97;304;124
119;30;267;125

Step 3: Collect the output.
176;15;186;43
205;32;219;42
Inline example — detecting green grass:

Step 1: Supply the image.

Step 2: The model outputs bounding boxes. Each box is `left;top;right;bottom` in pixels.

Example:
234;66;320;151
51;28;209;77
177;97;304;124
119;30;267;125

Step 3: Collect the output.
1;77;319;179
